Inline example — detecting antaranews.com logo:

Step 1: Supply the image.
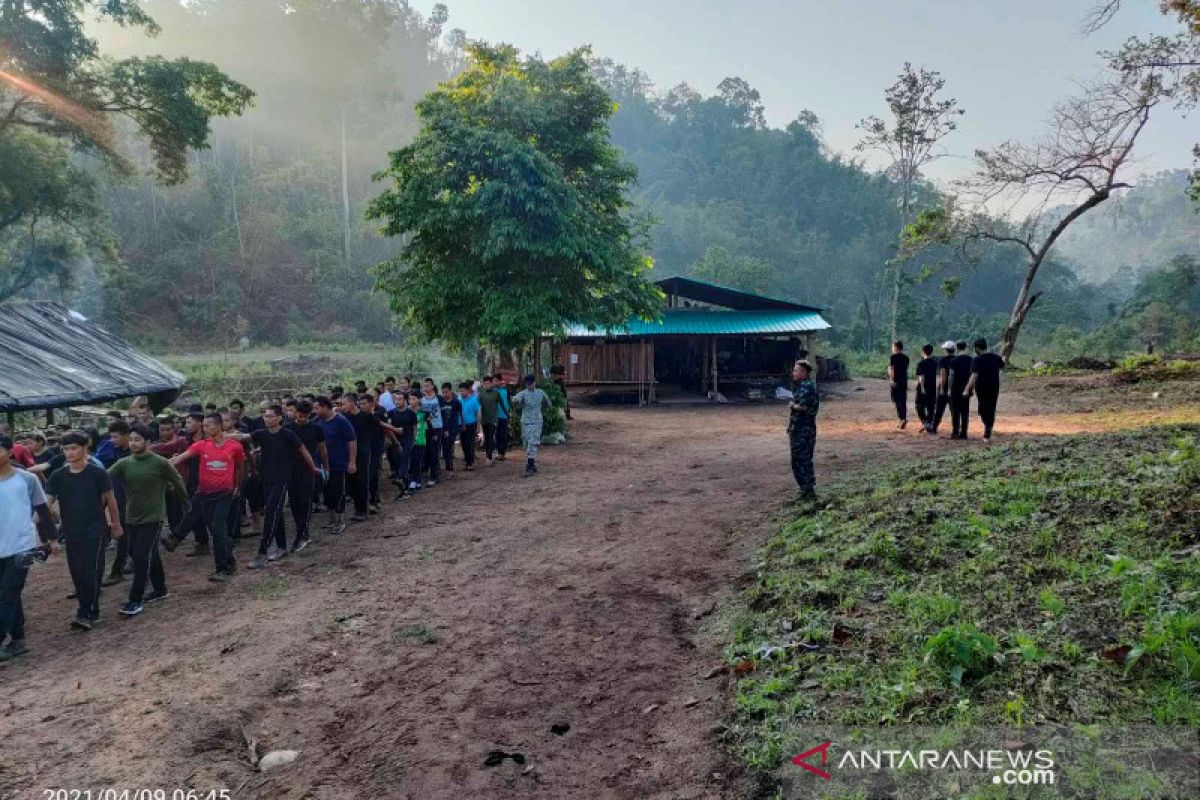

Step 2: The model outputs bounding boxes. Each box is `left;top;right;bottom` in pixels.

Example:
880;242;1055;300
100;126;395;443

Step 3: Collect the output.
776;726;1198;799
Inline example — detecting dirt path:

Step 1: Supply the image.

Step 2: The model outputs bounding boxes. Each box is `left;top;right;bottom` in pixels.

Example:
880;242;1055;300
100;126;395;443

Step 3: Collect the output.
0;379;1162;800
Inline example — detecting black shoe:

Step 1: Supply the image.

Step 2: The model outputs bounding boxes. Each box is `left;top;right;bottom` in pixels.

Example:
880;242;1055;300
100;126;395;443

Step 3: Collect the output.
145;589;170;603
119;601;144;617
161;535;182;553
70;616;93;631
0;639;28;661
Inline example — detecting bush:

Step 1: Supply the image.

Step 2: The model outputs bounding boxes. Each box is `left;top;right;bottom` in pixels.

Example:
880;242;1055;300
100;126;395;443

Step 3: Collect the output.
1113;354;1200;383
509;378;568;443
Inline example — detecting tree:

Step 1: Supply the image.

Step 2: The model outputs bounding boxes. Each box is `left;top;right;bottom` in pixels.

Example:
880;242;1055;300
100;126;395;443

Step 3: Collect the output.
689;245;776;294
954;81;1159;361
1089;1;1200;202
857;63;963;340
367;43;662;351
0;0;253;300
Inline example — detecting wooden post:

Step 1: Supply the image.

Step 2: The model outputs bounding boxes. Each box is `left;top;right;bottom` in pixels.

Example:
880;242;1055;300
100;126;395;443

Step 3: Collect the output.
45;408;54;427
533;336;543;381
711;336;719;399
648;339;656;404
5;411;14;433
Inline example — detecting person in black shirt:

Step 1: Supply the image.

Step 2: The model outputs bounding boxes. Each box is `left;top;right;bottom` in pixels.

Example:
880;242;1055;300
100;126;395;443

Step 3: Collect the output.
359;393;392;513
388;395;417;496
914;344;938;432
45;431;122;630
287;400;327;549
964;337;1005;442
243;405;315;569
932;341;956;434
440;382;462;476
99;421;132;587
948;340;974;439
887;340;910;429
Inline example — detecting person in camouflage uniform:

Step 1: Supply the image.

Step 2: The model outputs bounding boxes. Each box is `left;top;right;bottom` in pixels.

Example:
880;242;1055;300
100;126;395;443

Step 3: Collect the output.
788;360;819;496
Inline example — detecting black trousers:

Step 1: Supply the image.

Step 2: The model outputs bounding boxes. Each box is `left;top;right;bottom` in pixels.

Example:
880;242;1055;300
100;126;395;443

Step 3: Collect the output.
174;489;209;544
933;394;950;432
324;468;347;514
288;476;314;546
0;552;32;642
976;388;999;436
442;427;459;470
126;521;166;603
349;455;370;515
482;423;497;460
890;382;907;421
460;424;477;467
496;419;509;456
197;492;236;574
107;504;127;577
368;448;383;505
258;481;289;555
408;445;425;483
951;393;971;437
915;388;935;425
423;429;441;480
66;534;105;620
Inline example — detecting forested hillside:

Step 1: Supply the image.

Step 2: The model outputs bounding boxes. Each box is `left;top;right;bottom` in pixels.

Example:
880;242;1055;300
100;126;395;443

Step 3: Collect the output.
5;2;1193;357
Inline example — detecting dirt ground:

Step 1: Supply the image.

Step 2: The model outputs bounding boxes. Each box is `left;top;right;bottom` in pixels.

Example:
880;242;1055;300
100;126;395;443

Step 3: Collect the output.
0;378;1186;800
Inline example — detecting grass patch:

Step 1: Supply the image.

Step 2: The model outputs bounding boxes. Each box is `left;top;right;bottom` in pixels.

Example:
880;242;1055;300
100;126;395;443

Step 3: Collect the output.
727;426;1200;775
249;574;290;601
395;625;438;644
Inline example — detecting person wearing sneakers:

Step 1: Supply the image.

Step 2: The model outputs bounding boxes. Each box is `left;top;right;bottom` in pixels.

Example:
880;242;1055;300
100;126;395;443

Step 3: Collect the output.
477;375;501;464
419;379;443;487
494;375;512;461
106;424;187;616
439;382;462;476
948;340;974;440
406;391;428;492
913;344;938;432
511;375;551;478
887;340;910;430
964;337;1005;443
287;400;327;550
46;431;122;629
0;435;58;661
931;341;956;435
244;405;316;569
458;381;480;471
170;414;245;581
314;396;356;535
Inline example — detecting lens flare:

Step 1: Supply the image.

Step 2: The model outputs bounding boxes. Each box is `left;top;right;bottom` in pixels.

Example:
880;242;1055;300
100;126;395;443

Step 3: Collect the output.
0;68;114;148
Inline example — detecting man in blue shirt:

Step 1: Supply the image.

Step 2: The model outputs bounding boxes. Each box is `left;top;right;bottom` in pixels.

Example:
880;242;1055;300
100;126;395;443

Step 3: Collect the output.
495;377;512;462
458;381;480;471
314;396;357;535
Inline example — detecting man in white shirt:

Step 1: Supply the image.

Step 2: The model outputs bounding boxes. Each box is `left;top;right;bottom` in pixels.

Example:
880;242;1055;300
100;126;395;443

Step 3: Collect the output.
0;435;58;662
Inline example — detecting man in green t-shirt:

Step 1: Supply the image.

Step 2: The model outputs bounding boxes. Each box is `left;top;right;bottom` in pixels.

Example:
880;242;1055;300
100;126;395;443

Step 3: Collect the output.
108;423;188;616
477;375;502;464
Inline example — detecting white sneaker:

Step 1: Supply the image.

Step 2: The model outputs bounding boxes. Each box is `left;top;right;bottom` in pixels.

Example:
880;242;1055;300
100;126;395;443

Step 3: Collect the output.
267;546;287;562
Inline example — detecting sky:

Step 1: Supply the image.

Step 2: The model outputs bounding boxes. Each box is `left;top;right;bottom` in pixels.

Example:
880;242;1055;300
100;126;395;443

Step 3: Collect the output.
420;0;1195;188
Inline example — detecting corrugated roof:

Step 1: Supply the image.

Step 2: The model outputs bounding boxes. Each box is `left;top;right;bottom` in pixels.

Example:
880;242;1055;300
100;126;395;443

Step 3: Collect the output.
656;276;824;312
563;309;831;338
0;302;186;412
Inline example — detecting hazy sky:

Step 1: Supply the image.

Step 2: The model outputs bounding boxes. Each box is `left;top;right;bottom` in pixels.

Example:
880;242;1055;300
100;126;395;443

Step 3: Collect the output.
423;0;1194;188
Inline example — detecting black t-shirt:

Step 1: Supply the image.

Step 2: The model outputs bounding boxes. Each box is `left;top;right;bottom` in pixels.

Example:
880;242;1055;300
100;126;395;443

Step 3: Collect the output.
46;463;112;539
950;354;974;393
441;396;462;431
348;410;380;459
915;357;939;393
389;408;416;445
287;421;325;473
889;352;910;383
370;408;389;449
972;352;1005;394
251;426;304;484
33;447;61;466
937;355;955;395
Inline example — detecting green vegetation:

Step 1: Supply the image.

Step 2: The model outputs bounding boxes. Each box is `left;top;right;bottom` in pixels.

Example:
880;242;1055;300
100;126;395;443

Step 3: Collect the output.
395;625;438;644
728;427;1200;774
159;343;475;403
367;43;662;350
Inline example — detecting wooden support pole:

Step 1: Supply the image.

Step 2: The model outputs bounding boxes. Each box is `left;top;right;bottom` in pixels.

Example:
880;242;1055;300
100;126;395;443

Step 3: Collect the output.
5;411;14;433
711;336;719;399
648;339;656;404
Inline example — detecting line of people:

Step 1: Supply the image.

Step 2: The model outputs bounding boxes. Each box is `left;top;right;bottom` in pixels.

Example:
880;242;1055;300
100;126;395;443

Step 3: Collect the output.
887;337;1005;442
0;373;552;663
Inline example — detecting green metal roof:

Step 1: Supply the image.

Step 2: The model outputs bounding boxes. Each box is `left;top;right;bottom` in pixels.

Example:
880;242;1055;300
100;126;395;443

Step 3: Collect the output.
563;308;831;338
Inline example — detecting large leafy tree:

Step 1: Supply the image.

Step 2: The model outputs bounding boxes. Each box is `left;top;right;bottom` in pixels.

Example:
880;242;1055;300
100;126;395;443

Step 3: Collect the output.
0;0;253;300
367;43;662;351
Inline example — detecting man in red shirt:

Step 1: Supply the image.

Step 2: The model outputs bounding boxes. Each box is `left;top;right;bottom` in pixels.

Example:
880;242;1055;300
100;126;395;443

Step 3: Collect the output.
171;413;245;581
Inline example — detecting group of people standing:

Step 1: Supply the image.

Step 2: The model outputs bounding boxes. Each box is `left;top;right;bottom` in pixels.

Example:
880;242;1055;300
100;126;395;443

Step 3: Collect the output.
889;337;1005;441
0;372;552;663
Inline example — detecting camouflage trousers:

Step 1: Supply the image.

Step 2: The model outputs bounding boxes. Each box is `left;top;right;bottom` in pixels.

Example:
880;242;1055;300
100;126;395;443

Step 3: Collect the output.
789;422;816;492
523;423;542;460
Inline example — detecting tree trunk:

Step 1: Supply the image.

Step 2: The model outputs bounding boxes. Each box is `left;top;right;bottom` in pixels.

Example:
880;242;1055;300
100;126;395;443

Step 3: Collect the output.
340;106;352;269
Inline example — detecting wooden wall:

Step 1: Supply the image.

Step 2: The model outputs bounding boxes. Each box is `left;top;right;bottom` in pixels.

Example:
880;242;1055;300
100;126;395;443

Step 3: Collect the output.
554;341;653;384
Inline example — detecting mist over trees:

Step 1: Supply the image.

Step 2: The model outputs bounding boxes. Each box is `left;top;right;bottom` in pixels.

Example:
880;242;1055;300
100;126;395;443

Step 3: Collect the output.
1;0;1193;360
